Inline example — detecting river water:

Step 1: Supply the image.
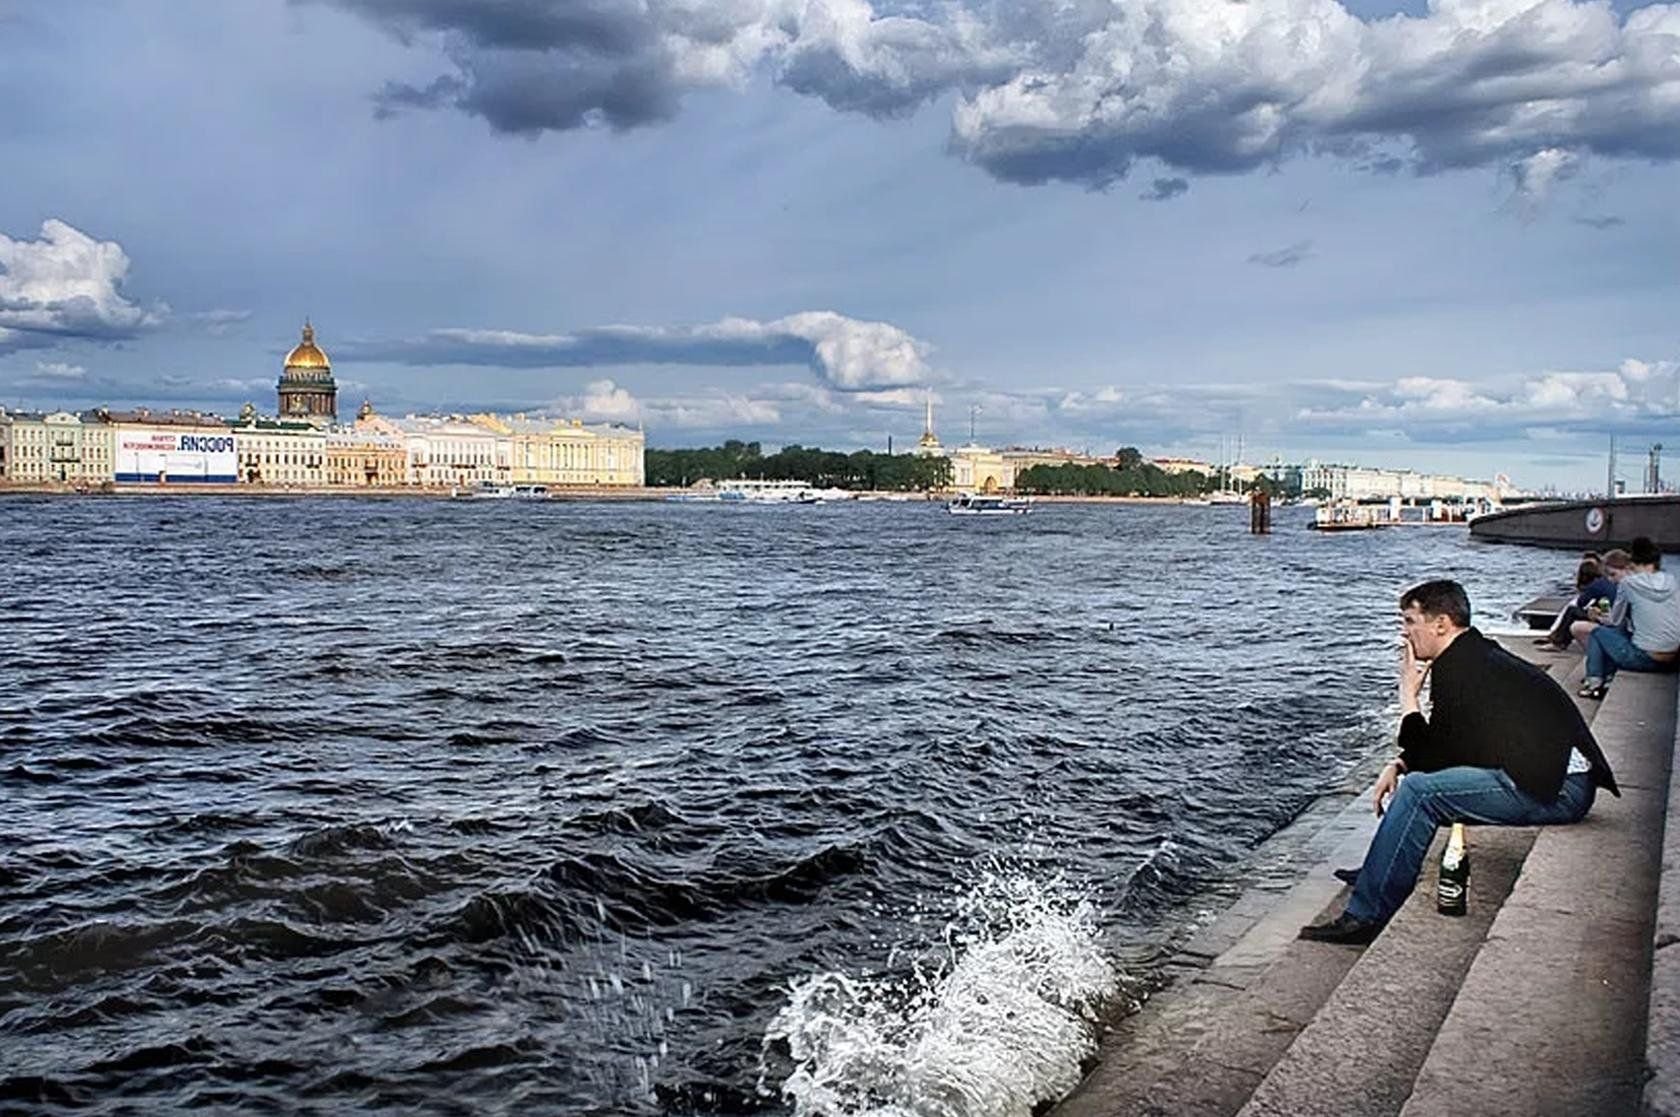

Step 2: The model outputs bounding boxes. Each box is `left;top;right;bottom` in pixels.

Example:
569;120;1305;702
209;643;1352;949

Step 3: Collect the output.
0;497;1561;1115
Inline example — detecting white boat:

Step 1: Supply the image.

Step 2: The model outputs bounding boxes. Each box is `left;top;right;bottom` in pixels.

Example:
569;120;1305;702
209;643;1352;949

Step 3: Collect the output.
717;479;819;503
947;493;1032;516
1206;490;1247;505
452;482;513;499
451;481;547;500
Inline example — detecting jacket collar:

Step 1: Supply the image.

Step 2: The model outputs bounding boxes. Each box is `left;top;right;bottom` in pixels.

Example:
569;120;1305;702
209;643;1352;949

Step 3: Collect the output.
1432;626;1482;670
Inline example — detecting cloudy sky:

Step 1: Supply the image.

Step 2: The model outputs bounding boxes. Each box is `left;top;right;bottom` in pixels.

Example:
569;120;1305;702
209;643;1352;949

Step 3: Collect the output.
2;0;1677;489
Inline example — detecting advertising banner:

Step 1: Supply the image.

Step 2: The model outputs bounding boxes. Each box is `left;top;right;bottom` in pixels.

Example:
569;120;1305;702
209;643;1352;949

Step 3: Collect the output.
114;428;237;483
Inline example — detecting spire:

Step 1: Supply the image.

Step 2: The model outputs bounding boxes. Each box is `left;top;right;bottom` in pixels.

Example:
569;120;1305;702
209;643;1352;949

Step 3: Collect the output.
924;390;934;437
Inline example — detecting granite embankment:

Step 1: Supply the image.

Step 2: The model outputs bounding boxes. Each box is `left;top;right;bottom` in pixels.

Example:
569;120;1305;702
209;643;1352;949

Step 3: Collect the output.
1055;633;1680;1117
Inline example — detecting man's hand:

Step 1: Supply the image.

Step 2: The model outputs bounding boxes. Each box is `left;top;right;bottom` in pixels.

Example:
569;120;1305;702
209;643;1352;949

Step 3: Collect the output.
1373;761;1402;816
1399;640;1430;714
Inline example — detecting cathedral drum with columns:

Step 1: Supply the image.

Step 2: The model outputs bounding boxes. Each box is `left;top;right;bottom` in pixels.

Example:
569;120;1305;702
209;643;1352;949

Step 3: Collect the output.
276;322;338;423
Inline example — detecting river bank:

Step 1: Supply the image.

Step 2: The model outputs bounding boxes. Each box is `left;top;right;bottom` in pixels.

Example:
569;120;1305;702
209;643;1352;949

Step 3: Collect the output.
1054;629;1680;1117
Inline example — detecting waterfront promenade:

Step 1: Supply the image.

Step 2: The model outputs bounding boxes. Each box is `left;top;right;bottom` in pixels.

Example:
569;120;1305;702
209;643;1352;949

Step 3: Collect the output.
1055;633;1680;1116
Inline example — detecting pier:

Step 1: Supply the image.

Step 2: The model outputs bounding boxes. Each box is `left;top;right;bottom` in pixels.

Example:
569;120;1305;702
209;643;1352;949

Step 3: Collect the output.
1055;631;1680;1116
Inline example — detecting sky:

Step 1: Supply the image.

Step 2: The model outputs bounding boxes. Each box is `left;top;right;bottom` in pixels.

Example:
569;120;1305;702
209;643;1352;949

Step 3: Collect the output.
0;0;1676;491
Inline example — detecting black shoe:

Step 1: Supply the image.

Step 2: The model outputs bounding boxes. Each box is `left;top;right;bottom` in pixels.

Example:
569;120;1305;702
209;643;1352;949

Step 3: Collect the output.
1332;867;1360;885
1298;912;1382;945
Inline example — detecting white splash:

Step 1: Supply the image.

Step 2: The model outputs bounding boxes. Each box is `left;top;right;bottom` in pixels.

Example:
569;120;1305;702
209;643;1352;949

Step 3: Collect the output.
763;872;1118;1117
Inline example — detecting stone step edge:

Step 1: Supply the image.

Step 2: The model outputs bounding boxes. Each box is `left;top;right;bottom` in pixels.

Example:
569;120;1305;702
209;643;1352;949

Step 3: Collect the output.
1400;671;1677;1117
1235;824;1537;1117
1642;677;1680;1117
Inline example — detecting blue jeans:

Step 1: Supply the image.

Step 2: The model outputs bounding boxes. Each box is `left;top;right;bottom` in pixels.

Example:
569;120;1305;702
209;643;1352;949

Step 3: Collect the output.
1586;626;1670;682
1344;766;1595;924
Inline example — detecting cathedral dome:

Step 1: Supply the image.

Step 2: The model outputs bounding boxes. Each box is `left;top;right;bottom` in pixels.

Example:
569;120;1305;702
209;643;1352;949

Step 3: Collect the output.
284;322;331;370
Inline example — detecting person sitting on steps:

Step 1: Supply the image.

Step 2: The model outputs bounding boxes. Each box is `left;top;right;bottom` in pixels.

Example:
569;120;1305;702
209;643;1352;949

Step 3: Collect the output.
1580;536;1680;700
1566;548;1629;652
1300;579;1619;945
1536;554;1616;650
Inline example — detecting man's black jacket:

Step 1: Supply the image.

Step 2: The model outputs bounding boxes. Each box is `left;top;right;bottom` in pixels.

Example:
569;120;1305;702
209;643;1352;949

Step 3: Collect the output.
1399;627;1620;801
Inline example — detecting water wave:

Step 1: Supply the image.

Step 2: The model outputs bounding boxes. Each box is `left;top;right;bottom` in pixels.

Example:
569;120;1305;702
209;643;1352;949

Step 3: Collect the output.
762;872;1118;1117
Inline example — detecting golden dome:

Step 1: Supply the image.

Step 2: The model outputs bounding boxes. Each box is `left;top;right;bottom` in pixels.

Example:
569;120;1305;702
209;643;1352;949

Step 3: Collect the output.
283;322;331;370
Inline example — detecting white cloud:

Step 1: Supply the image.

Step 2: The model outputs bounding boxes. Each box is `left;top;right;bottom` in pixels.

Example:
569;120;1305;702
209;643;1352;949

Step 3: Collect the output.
0;219;161;352
33;360;86;381
1296;358;1680;436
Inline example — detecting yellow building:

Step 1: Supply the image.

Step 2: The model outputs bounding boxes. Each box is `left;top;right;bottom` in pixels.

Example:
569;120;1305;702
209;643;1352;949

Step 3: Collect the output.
0;409;114;484
950;445;1015;492
229;404;327;485
327;401;408;486
1001;447;1100;471
473;413;645;486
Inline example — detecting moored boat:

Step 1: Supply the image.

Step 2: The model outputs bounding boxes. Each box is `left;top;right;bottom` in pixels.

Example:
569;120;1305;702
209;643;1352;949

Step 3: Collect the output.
947;493;1032;516
717;479;818;503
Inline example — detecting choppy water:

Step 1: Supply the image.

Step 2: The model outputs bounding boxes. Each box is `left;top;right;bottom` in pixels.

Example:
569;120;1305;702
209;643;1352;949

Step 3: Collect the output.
0;497;1561;1115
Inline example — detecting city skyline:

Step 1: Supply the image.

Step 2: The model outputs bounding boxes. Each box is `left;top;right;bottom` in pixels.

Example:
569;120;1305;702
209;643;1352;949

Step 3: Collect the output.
1;0;1677;490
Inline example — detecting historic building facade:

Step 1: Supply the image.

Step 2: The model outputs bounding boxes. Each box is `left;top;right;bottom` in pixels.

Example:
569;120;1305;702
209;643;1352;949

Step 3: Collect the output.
0;409;115;484
229;404;327;485
949;445;1014;492
475;414;646;486
327;402;408;486
276;322;338;424
392;415;508;487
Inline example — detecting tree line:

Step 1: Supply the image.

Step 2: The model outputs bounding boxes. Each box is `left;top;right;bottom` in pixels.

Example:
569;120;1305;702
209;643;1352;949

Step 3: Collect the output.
645;441;1310;497
645;441;953;490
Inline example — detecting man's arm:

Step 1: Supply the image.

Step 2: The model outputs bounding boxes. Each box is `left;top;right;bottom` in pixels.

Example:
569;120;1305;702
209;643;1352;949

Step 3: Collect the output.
1376;641;1433;813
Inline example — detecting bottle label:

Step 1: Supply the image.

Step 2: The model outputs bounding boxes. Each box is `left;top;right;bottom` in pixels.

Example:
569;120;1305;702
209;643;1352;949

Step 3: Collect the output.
1437;879;1466;912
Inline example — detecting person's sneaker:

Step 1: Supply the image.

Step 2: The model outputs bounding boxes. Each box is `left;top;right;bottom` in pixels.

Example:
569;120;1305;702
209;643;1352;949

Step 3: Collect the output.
1298;912;1382;945
1332;867;1360;885
1579;677;1608;699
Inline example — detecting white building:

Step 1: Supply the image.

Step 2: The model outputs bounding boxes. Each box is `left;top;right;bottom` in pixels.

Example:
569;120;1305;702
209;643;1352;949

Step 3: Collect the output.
108;410;237;484
1299;460;1499;502
393;415;509;487
228;406;328;485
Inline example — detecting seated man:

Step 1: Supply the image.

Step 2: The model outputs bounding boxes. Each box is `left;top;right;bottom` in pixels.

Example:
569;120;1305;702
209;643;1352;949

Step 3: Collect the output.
1581;536;1680;698
1300;579;1619;945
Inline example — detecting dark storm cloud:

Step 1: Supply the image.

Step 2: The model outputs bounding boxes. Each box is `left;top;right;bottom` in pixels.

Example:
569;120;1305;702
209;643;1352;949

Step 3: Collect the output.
333;312;933;391
318;0;1680;193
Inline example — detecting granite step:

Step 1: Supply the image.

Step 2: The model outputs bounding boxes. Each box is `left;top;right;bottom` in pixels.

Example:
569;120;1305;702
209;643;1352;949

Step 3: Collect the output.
1054;636;1638;1117
1236;654;1662;1117
1235;825;1537;1117
1398;671;1675;1116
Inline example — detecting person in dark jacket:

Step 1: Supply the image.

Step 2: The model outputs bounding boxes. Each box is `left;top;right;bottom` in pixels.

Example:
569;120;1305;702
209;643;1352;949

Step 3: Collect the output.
1299;579;1619;945
1536;555;1617;649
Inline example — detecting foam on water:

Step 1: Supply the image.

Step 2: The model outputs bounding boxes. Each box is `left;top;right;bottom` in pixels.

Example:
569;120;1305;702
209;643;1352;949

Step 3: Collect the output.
762;872;1118;1117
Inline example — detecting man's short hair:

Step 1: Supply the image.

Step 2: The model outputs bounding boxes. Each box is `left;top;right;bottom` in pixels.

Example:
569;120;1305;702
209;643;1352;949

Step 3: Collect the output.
1630;536;1663;568
1400;580;1472;628
1603;548;1632;571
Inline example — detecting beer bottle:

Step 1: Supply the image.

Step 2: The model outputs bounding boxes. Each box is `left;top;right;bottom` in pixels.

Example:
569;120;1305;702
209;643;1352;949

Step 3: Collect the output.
1436;822;1469;916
